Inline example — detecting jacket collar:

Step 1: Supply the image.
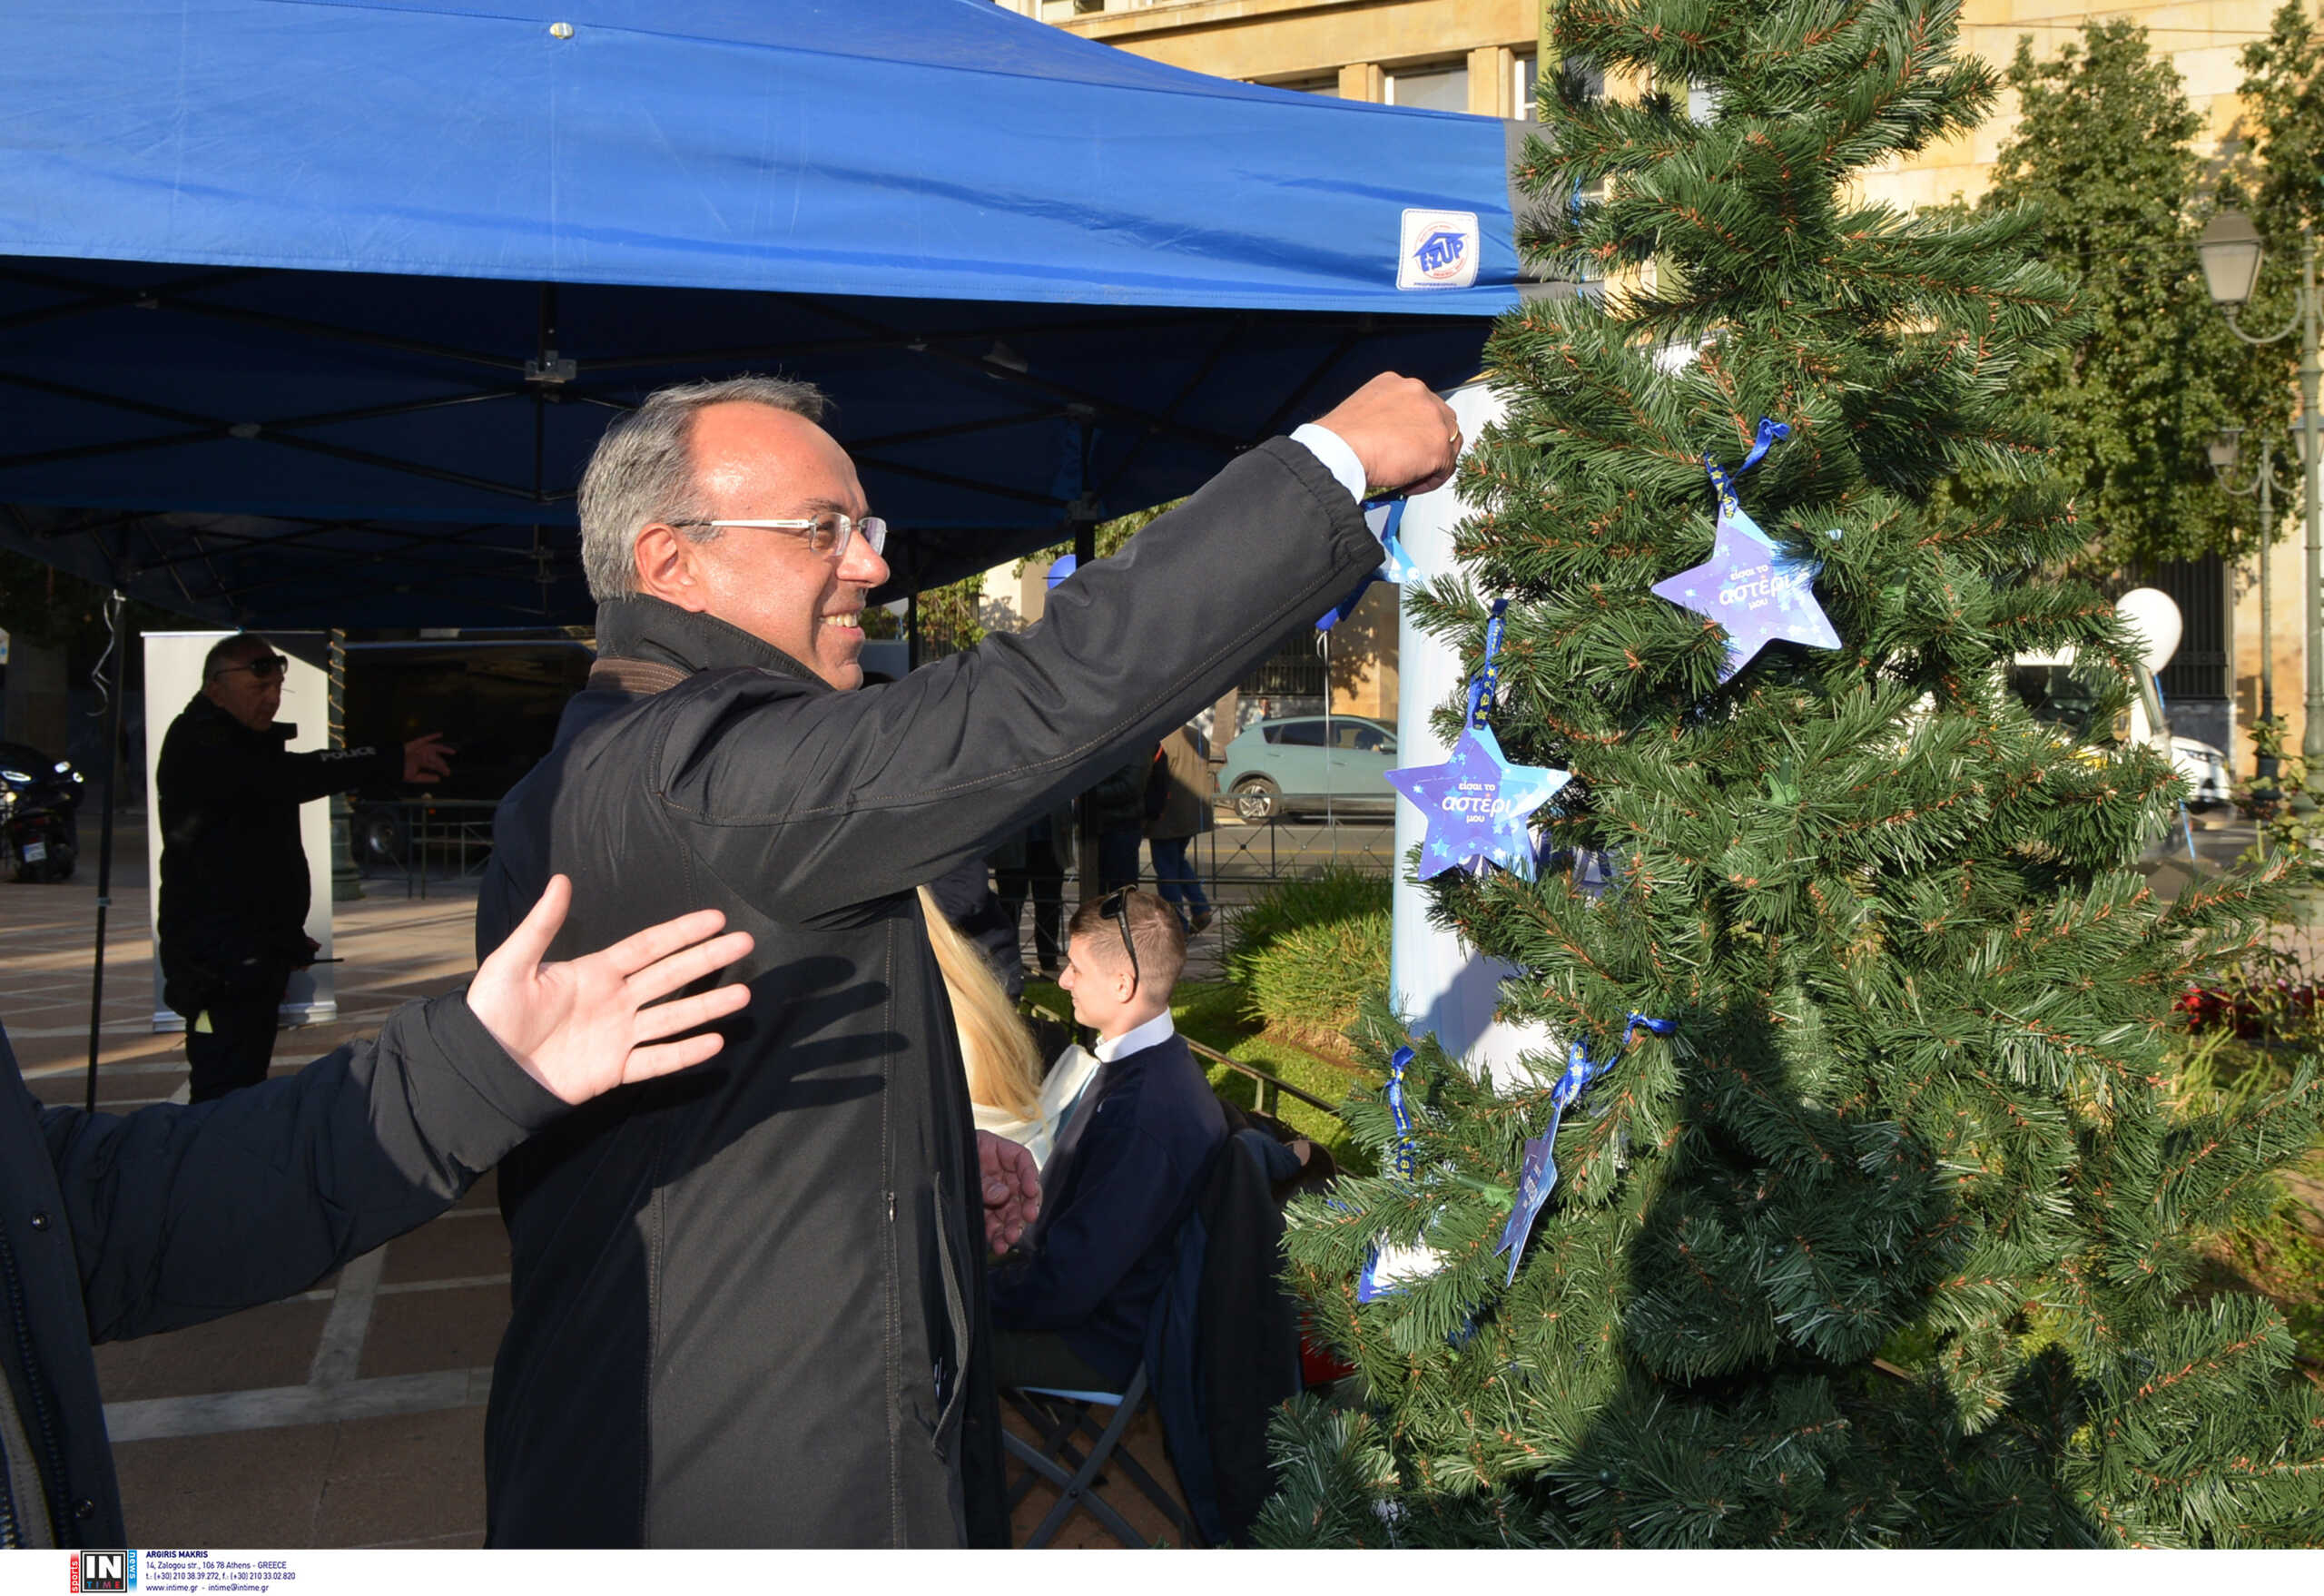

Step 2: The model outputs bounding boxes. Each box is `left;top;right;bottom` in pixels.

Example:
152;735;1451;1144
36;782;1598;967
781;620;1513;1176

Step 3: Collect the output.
1094;1010;1177;1066
592;596;830;690
184;690;292;746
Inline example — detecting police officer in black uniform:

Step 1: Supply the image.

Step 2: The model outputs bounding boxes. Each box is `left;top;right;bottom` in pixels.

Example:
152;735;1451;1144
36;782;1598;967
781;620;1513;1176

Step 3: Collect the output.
154;634;452;1101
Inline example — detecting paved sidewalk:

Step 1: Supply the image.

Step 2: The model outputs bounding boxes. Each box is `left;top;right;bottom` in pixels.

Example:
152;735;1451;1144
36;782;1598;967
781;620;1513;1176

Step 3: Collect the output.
1;820;1182;1548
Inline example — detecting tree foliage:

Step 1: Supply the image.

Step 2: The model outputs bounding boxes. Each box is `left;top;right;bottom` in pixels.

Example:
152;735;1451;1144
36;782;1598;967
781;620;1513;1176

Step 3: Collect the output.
1262;0;2324;1548
2233;4;2324;304
1971;21;2278;570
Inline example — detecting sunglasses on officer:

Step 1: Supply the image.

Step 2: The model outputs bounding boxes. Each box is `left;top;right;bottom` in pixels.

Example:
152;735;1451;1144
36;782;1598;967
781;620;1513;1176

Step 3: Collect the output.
212;653;288;681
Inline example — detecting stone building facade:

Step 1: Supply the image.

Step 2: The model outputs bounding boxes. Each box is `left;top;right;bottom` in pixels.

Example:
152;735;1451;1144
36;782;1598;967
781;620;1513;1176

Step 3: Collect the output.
1000;0;2319;771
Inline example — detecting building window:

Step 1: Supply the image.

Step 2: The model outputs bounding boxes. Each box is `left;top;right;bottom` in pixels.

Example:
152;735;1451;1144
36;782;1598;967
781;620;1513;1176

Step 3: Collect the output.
1515;53;1538;120
1546;54;1604;111
1071;0;1104;14
1265;73;1338;96
1386;62;1470;114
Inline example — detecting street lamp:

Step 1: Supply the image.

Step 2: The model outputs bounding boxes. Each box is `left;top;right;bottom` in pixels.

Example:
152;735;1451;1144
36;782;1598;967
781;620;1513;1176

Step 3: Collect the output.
2197;211;2324;800
2209;425;2290;780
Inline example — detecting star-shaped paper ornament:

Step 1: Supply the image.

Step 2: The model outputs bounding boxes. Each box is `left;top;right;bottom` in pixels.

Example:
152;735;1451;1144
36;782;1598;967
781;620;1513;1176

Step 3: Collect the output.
1494;1129;1563;1286
1385;724;1571;881
1650;494;1840;683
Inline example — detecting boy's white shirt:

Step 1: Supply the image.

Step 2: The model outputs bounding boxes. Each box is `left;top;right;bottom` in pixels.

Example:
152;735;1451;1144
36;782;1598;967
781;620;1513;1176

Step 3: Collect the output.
974;1013;1180;1167
1093;1009;1177;1064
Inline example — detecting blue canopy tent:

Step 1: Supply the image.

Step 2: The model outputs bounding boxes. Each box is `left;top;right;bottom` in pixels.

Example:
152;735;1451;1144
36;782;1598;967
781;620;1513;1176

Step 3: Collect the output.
0;0;1540;626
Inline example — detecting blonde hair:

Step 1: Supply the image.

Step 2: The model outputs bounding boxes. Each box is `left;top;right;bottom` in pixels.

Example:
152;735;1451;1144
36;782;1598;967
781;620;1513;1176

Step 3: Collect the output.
918;885;1042;1120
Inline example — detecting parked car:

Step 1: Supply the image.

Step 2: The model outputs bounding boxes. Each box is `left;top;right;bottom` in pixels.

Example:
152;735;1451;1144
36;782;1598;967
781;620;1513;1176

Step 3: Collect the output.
2008;656;2230;810
1216;714;1398;820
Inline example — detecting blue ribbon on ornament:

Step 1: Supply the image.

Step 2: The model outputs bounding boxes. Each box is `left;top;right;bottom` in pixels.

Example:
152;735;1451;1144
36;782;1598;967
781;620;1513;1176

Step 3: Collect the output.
1463;597;1511;728
1493;1012;1676;1285
1705;418;1789;511
1316;499;1419;631
1384;1045;1417;1180
1735;416;1789;475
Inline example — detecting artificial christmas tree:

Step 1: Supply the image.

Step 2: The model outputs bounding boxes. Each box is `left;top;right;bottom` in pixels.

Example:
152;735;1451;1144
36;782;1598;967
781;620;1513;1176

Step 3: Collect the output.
1265;0;2324;1548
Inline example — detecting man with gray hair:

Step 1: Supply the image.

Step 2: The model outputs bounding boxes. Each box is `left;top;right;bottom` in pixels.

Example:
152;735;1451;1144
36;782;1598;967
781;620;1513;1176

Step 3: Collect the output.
476;369;1460;1547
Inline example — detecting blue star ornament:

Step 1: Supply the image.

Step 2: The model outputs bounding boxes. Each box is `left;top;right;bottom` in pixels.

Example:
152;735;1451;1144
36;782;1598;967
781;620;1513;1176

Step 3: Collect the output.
1495;1131;1561;1286
1650;499;1840;683
1385;724;1571;881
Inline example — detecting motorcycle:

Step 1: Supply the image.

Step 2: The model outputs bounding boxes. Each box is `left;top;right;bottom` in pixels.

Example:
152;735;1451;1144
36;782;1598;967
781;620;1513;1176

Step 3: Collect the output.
0;747;84;882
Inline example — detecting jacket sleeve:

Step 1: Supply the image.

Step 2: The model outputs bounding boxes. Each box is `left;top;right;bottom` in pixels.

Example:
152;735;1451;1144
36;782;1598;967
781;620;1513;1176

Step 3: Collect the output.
163;715;404;813
654;438;1379;918
988;1116;1191;1334
40;993;566;1342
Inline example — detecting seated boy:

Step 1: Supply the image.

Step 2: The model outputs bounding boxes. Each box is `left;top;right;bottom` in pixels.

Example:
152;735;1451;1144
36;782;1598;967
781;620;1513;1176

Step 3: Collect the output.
989;887;1226;1392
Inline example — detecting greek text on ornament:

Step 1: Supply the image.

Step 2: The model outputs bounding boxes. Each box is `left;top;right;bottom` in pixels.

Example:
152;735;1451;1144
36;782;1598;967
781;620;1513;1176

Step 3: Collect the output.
1440;793;1521;815
1718;567;1808;606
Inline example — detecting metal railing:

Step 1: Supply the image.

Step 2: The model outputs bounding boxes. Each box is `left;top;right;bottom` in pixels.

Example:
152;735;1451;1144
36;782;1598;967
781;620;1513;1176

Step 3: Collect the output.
354;799;500;897
355;787;1394;911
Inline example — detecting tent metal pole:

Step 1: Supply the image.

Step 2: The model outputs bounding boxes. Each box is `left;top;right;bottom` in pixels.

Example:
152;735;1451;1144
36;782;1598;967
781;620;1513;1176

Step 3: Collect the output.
83;588;129;1116
1072;512;1098;908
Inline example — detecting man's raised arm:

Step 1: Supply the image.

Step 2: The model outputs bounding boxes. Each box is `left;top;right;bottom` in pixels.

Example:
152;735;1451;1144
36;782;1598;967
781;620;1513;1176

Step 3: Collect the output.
655;376;1461;918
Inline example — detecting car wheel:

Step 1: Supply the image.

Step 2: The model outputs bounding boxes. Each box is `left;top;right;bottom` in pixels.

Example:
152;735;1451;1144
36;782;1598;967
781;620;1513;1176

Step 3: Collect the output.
1233;776;1280;822
355;806;408;869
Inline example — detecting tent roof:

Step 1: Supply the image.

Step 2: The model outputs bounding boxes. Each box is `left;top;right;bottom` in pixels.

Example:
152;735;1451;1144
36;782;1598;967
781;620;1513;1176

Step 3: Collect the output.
0;0;1533;626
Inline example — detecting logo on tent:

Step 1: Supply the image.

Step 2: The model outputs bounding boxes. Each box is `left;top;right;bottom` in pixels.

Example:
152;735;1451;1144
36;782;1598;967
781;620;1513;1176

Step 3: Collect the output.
1397;209;1480;290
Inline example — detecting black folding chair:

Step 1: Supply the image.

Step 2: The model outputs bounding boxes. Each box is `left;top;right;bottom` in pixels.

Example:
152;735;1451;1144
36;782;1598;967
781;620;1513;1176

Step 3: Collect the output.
1002;1365;1205;1548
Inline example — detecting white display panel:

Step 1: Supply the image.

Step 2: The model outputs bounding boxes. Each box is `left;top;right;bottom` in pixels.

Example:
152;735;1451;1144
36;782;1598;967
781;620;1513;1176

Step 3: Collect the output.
143;633;336;1031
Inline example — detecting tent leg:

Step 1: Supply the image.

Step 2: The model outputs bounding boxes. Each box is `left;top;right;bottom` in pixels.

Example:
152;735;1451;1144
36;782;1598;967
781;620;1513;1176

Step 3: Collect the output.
1072;517;1102;908
83;592;128;1116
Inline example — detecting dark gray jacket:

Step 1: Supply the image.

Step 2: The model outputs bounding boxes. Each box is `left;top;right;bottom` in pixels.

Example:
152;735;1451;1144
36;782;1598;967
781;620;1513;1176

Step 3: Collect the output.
0;999;564;1548
471;438;1377;1548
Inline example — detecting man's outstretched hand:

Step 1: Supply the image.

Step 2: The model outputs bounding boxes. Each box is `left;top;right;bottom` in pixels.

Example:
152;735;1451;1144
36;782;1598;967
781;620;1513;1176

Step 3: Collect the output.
1313;371;1463;498
980;1130;1042;1254
403;733;454;783
467;873;755;1106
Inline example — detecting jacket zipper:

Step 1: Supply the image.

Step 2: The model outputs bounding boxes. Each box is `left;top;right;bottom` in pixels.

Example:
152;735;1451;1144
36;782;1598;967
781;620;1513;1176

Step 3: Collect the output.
0;1231;66;1544
927;1182;970;1461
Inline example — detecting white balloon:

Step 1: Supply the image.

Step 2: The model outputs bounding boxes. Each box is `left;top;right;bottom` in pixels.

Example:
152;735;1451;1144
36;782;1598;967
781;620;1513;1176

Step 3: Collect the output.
2114;587;2183;674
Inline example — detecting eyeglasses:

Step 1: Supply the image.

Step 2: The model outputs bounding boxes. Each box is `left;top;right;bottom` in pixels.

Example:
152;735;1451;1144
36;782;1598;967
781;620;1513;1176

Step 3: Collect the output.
1098;888;1140;998
670;511;887;562
214;654;288;681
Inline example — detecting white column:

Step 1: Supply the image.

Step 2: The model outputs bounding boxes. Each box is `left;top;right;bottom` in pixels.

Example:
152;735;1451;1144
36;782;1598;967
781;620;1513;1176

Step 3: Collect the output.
1389;381;1558;1085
